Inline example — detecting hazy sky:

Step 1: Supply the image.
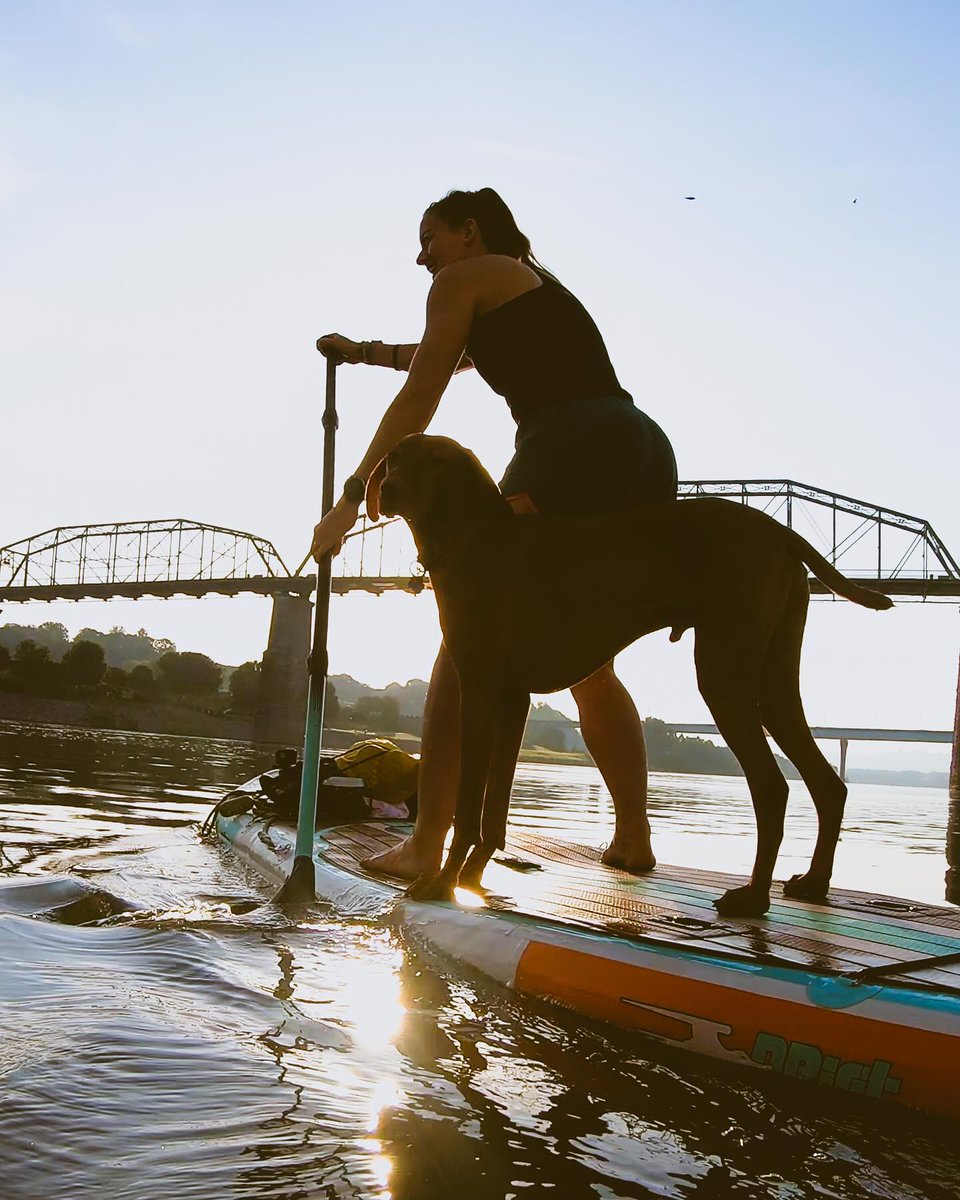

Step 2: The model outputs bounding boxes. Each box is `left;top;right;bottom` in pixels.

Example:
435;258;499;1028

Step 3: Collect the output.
2;2;958;766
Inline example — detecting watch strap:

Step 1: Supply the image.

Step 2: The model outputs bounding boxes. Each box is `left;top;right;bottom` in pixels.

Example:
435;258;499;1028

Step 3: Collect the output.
342;475;366;505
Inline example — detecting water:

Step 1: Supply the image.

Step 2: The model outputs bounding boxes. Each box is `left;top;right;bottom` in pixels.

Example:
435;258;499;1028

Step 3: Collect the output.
0;719;957;1200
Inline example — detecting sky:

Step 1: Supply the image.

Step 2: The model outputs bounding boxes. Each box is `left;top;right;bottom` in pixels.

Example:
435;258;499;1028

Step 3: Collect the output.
1;1;958;768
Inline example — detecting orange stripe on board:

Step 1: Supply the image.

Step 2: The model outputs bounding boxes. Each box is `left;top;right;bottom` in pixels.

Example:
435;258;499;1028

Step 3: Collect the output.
515;941;959;1119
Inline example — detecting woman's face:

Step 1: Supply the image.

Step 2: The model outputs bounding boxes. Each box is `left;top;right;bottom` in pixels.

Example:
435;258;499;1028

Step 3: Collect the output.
416;213;481;276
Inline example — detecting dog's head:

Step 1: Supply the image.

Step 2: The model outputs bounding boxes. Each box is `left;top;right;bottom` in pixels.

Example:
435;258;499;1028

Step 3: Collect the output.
378;435;508;539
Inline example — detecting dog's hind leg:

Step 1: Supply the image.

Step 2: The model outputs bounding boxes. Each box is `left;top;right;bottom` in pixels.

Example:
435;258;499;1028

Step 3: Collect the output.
695;630;790;918
759;591;846;903
459;688;530;892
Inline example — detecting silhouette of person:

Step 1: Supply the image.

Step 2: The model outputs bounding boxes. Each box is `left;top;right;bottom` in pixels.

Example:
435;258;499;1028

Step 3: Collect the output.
313;188;677;881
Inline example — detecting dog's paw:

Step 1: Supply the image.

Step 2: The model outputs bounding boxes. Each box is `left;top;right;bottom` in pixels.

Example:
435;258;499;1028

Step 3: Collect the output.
456;866;488;893
714;885;771;918
782;873;830;903
405;872;456;902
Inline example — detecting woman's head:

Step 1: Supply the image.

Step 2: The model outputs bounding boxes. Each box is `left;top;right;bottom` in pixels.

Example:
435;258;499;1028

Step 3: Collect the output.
417;188;538;275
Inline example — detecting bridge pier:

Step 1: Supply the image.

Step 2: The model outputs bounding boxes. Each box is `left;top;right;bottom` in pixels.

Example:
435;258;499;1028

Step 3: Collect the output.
254;595;312;746
951;649;960;801
838;737;849;783
947;651;960;904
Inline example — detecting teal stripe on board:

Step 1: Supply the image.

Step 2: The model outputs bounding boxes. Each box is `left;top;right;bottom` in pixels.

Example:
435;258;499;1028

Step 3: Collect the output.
601;872;960;954
767;906;960;954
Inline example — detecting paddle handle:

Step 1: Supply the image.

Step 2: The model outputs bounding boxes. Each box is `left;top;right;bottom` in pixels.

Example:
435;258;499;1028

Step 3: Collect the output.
291;356;339;868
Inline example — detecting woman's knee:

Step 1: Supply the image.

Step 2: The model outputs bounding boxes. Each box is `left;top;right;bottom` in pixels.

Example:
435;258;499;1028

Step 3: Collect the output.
570;661;620;705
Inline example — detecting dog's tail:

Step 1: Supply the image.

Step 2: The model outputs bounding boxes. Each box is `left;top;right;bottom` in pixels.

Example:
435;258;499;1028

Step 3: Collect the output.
785;529;894;611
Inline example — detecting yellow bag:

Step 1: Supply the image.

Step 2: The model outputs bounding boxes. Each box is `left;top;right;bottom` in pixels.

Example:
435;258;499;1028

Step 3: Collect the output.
334;739;419;811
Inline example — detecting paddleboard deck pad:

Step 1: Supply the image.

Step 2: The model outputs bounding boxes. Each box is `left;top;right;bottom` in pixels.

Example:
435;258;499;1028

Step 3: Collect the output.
217;812;960;1120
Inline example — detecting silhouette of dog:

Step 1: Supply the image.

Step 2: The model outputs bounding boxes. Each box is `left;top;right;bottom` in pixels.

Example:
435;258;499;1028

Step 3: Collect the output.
378;434;893;917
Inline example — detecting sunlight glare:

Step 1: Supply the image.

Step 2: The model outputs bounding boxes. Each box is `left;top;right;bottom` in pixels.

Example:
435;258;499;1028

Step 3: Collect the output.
339;954;406;1050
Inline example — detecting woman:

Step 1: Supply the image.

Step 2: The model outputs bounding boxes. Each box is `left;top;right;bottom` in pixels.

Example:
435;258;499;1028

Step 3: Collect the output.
313;188;677;881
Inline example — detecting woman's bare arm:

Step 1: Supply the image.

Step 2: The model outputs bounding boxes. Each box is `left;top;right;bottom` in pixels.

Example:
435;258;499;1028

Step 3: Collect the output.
309;263;477;559
352;266;476;480
317;336;472;373
360;340;473;373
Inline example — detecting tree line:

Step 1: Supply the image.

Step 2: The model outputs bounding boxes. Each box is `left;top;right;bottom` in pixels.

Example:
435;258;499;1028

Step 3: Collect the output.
0;635;225;701
0;623;331;717
0;623;763;776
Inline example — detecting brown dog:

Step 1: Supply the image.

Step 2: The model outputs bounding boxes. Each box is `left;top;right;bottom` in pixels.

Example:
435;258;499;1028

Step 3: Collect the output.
378;434;893;917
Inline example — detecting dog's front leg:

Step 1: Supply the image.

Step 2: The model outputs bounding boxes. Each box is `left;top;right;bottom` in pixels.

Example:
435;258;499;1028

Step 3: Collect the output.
406;680;497;902
459;688;530;892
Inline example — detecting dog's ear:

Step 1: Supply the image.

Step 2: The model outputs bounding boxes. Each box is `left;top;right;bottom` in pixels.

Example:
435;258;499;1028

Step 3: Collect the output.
365;459;388;522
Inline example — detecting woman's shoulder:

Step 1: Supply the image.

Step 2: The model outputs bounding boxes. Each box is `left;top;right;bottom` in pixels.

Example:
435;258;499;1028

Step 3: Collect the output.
434;256;544;317
434;255;538;287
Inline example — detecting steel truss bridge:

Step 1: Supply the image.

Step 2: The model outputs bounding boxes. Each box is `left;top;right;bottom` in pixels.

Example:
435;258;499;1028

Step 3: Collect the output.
0;479;958;603
0;517;423;602
676;480;959;600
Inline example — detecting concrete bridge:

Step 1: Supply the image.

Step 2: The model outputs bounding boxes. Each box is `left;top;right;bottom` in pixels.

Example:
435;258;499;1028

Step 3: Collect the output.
665;723;953;782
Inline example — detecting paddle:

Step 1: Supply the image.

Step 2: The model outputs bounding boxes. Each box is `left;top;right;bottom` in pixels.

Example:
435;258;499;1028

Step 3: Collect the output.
275;354;340;905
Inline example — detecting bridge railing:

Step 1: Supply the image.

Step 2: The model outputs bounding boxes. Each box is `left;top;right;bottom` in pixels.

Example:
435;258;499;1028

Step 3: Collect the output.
333;517;423;584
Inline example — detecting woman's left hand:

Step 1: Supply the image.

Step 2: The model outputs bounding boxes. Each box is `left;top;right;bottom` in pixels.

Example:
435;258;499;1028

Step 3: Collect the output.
310;498;361;561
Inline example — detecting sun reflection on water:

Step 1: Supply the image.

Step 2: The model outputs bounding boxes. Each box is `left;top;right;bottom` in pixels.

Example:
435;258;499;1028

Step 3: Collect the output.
334;947;406;1051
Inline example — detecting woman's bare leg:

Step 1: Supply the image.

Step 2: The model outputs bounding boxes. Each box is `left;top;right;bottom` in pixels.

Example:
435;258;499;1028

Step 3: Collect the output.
571;663;655;872
362;644;459;879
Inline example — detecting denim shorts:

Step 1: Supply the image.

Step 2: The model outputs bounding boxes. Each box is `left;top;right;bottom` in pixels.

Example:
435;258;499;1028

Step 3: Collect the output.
499;396;678;517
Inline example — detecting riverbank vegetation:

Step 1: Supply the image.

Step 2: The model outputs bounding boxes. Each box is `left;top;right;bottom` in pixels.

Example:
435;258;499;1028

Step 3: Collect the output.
0;623;946;785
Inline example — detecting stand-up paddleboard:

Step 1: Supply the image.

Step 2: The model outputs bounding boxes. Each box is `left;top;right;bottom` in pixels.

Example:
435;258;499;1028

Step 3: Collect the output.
258;357;958;1119
216;806;960;1122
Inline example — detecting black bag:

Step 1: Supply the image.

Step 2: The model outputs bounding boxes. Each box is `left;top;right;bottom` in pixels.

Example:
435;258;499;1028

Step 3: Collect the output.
257;751;368;824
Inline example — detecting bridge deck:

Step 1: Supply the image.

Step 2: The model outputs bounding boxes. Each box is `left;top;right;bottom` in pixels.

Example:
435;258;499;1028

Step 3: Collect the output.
1;576;957;603
666;724;953;744
0;576;426;601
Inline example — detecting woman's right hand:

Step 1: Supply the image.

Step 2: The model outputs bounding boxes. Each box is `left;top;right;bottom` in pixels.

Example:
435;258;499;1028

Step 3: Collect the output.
316;332;363;364
310;497;361;561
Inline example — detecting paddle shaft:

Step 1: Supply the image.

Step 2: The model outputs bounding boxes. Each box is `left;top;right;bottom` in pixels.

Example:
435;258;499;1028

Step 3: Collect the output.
286;357;339;893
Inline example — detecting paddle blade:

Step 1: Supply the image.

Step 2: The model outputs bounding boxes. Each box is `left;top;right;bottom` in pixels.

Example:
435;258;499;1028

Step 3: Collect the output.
274;854;315;906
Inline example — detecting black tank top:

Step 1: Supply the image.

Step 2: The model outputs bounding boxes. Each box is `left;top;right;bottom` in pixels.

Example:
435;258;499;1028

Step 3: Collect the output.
465;273;631;423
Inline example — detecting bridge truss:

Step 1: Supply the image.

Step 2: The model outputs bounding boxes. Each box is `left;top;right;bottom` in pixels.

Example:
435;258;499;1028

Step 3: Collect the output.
676;480;960;600
0;519;295;601
0;480;957;602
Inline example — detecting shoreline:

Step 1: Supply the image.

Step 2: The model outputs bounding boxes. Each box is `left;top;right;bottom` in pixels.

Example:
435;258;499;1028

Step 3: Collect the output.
0;699;948;786
0;692;594;766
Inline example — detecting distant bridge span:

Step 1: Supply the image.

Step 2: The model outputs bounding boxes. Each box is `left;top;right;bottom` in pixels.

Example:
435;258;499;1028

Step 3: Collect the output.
665;724;954;785
1;479;958;603
0;517;427;603
667;724;954;744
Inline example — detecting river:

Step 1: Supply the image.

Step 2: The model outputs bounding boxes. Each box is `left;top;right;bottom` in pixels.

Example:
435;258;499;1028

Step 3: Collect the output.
0;719;957;1200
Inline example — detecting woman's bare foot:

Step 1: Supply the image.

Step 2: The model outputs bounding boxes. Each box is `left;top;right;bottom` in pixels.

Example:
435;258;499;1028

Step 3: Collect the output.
600;822;656;874
362;834;443;881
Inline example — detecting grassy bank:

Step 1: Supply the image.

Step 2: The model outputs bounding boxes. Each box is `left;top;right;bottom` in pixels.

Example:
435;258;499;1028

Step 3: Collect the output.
0;690;254;741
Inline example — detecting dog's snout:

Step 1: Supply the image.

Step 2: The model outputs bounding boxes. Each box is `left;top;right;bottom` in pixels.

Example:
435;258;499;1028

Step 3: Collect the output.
378;474;402;517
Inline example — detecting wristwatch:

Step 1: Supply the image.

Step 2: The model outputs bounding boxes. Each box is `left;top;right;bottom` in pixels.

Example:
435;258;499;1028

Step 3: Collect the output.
342;475;366;505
